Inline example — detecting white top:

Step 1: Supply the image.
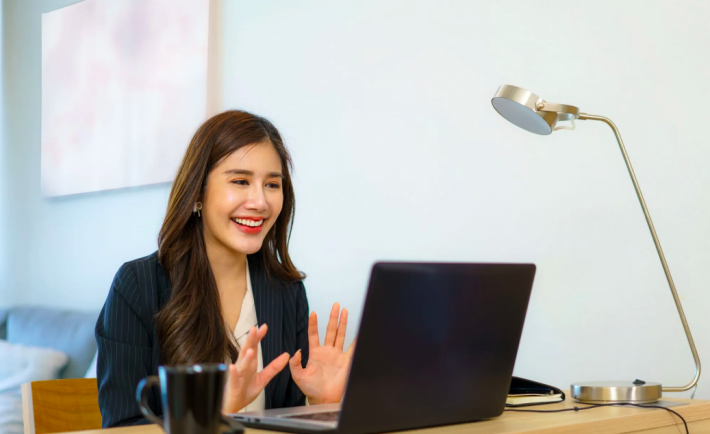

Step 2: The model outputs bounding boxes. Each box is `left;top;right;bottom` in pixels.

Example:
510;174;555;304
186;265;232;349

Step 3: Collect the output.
227;258;266;412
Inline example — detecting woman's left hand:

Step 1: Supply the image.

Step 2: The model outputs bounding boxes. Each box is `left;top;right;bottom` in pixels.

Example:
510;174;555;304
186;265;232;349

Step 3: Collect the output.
289;303;355;405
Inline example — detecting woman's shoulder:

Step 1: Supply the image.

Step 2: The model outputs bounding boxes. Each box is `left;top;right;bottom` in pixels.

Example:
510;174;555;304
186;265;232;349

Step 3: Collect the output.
113;251;160;283
110;251;170;309
248;254;305;290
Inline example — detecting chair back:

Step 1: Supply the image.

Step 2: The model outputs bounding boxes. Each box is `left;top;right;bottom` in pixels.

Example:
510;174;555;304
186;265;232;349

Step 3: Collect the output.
22;378;102;434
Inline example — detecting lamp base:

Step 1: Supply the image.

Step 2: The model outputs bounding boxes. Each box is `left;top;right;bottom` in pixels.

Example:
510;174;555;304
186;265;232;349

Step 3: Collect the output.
571;381;662;404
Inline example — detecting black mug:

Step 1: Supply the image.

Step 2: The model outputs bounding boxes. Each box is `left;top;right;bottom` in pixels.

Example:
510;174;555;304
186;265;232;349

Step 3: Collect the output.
136;363;243;434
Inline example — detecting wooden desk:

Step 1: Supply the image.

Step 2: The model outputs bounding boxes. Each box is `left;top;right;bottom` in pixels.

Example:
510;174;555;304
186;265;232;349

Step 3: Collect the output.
57;397;710;434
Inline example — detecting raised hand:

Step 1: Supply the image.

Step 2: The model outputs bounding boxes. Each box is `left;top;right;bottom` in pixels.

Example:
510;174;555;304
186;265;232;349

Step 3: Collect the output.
222;324;290;413
289;303;355;405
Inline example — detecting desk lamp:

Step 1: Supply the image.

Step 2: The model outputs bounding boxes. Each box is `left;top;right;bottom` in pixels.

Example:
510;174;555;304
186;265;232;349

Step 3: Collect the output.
491;85;701;404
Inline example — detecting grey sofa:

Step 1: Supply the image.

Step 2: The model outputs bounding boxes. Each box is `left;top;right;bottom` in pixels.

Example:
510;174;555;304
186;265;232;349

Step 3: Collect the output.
0;306;98;379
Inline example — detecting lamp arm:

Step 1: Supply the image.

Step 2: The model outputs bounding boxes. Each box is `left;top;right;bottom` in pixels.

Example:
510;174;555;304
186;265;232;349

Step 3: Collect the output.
578;113;701;393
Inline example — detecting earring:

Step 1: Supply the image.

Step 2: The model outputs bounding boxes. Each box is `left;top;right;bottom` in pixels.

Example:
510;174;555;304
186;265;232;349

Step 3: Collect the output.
193;202;203;217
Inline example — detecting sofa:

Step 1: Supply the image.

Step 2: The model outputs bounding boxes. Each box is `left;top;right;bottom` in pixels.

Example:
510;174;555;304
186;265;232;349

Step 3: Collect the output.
0;306;98;380
0;306;99;434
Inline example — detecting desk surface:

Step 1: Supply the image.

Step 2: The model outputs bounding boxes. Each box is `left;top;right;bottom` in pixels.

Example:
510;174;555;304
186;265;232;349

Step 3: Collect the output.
58;397;710;434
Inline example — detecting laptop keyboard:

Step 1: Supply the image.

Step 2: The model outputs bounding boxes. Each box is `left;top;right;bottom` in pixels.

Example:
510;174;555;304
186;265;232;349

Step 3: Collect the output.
282;411;340;422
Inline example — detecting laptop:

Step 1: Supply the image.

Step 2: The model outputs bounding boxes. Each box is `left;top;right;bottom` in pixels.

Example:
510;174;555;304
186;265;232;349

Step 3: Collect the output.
230;262;536;434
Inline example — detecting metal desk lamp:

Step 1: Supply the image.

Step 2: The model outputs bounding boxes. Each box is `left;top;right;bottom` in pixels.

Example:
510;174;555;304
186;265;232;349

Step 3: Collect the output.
491;84;701;404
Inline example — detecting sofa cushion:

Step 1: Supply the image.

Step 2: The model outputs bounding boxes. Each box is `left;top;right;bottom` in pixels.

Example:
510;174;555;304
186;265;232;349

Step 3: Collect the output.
0;340;69;434
7;307;97;379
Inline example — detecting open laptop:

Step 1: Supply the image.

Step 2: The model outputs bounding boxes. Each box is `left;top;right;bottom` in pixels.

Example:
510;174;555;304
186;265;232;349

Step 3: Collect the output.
230;262;536;434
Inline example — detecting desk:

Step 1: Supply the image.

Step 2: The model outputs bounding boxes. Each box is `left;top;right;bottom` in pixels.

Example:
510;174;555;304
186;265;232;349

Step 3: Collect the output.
57;397;710;434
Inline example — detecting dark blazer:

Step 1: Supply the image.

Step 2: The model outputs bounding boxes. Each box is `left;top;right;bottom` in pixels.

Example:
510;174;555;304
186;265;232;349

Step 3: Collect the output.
95;251;310;428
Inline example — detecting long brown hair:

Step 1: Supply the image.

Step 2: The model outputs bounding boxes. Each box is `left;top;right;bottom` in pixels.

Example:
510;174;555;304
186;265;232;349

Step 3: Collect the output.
156;110;304;365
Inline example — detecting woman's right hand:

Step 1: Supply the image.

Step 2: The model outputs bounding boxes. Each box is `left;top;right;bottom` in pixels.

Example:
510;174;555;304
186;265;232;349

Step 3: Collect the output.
222;324;290;414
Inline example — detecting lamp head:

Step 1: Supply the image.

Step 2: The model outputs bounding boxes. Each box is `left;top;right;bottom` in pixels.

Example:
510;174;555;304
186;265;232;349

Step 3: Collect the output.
491;85;580;135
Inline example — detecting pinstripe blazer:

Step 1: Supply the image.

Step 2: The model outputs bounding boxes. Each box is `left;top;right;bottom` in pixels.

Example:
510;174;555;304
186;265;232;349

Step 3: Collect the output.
95;251;310;428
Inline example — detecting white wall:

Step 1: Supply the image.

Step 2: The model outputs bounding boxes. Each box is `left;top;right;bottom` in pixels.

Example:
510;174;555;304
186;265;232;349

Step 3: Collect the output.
0;0;6;305
2;0;171;310
2;0;709;399
220;0;710;398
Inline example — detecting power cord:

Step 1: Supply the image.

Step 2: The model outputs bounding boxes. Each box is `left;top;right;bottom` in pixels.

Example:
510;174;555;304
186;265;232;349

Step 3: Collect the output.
505;403;688;434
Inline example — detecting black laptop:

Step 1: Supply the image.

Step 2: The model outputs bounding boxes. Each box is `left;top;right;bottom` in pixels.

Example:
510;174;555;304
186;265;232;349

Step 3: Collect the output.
230;262;536;434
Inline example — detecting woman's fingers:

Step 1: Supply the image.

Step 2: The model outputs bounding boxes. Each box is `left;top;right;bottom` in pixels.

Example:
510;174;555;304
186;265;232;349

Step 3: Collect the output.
288;349;304;379
334;308;348;351
223;364;242;412
236;327;254;366
239;326;258;358
324;303;340;346
308;312;320;349
256;323;268;341
238;324;268;362
228;363;239;382
249;324;267;348
257;352;289;388
236;348;253;373
346;337;357;359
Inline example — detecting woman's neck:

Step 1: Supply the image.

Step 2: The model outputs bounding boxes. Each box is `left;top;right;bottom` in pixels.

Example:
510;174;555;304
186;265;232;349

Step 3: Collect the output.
204;240;248;297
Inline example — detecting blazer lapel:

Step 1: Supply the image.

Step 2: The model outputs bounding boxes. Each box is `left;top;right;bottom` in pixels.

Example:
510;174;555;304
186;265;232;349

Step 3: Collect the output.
249;255;283;409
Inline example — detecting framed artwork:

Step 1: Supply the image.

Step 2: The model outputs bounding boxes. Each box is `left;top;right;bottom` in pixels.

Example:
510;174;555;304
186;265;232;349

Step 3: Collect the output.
41;0;210;197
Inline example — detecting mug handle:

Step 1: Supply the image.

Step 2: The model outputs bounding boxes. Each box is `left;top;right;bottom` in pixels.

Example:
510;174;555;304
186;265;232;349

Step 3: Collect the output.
136;376;165;427
220;416;244;434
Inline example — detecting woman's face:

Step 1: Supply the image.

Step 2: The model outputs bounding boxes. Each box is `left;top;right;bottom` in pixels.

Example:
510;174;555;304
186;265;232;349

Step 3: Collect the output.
201;141;285;257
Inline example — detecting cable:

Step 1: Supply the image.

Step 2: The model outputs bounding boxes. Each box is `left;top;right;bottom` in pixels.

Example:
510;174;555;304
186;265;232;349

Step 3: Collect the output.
505;403;688;434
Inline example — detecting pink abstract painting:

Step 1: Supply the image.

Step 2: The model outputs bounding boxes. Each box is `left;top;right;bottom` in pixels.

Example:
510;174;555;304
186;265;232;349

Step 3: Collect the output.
41;0;209;197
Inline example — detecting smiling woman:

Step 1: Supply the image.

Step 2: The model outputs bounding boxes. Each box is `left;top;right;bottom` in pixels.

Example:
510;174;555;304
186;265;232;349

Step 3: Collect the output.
202;143;286;255
95;111;355;427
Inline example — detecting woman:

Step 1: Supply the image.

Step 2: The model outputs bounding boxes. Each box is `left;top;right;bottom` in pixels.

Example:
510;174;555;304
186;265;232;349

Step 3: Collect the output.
96;110;354;427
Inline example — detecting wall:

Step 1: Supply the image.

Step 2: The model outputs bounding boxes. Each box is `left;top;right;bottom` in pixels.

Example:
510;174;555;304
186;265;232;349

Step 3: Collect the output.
220;0;710;398
2;0;171;310
2;0;709;398
0;0;6;304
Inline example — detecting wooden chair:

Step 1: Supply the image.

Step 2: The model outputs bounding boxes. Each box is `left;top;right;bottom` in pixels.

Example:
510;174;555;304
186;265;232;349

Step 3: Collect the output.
21;378;102;434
